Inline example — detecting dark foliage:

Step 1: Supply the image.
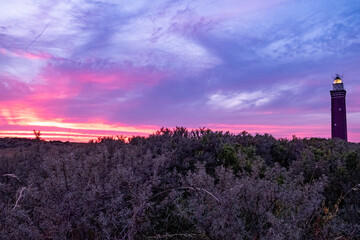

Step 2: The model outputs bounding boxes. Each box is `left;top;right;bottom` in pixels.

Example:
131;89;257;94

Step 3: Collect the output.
0;128;359;239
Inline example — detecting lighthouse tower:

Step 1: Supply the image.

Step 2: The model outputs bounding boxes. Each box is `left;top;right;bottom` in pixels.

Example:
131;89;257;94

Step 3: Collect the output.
330;75;347;141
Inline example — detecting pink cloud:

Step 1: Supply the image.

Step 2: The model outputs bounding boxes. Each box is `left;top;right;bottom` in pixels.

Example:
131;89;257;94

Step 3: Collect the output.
0;76;31;101
22;51;52;60
65;68;165;90
0;59;171;141
0;48;52;60
35;60;168;93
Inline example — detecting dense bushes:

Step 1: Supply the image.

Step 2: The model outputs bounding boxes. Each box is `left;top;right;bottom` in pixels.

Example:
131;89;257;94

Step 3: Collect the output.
0;128;359;239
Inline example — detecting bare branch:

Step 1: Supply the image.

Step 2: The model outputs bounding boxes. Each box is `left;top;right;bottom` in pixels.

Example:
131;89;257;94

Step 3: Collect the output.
13;187;27;210
2;173;20;181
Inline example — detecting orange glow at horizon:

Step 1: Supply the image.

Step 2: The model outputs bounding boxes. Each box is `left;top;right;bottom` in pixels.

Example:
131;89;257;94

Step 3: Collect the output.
1;122;359;143
0;122;328;143
0;104;158;142
0;102;358;142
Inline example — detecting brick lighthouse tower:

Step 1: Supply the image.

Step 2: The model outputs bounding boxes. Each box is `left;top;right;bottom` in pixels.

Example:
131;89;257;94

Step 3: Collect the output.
330;75;347;141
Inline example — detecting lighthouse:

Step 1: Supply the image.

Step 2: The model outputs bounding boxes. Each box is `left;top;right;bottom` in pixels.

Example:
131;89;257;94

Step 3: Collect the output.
330;75;347;141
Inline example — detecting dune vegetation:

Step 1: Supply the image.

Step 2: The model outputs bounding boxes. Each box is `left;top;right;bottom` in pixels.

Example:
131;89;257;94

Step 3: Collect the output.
0;128;359;239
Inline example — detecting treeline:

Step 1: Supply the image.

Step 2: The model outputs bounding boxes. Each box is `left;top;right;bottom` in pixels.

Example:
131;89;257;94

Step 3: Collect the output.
0;127;359;239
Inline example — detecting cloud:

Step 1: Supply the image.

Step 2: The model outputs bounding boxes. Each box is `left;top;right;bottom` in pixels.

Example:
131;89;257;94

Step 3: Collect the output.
0;0;360;142
0;75;31;101
207;83;300;111
208;90;272;110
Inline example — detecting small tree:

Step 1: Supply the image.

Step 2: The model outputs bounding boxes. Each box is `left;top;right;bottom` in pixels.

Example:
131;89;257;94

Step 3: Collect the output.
33;130;41;141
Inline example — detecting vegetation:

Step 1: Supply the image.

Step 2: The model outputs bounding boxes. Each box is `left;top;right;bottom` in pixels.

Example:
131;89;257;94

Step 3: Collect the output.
0;127;359;239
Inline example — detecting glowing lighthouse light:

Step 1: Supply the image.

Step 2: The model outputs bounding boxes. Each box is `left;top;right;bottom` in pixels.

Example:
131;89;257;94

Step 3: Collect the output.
333;75;342;84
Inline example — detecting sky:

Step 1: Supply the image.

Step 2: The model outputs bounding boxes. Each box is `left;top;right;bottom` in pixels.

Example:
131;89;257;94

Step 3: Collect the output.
0;0;360;142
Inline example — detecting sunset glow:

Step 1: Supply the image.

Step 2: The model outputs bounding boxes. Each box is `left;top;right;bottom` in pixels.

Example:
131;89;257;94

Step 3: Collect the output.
1;0;360;142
